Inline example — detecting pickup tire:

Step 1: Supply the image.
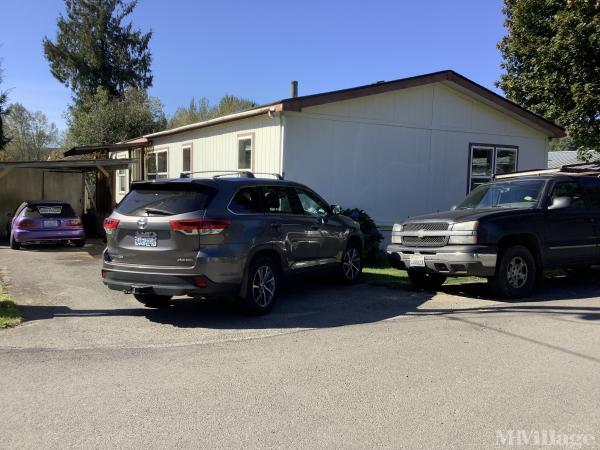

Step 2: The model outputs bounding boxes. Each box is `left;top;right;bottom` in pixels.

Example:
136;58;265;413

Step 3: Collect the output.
133;293;172;308
407;270;447;291
489;245;537;298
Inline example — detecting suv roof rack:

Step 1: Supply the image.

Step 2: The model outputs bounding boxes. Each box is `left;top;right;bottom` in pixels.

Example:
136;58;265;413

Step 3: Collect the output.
180;170;284;180
495;162;600;180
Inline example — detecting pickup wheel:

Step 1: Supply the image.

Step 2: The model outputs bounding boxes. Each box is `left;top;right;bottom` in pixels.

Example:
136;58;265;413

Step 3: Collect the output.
489;245;537;298
133;294;172;308
407;270;447;291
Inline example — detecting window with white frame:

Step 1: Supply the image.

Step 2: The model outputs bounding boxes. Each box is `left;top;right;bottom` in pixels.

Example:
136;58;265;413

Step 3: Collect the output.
469;144;518;192
238;136;252;170
146;149;168;180
117;169;127;193
182;145;192;175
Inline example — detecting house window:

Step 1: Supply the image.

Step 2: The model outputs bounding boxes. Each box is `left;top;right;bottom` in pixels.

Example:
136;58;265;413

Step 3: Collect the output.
238;136;252;170
117;169;127;193
146;149;168;180
469;144;518;192
182;145;192;175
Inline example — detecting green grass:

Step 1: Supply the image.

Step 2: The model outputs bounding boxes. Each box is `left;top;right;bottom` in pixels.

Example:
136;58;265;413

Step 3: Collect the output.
0;285;22;329
363;257;486;288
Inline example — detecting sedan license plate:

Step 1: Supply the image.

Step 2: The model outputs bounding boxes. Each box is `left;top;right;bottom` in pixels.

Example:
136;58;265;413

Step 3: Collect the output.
409;254;425;267
134;232;157;247
43;220;59;228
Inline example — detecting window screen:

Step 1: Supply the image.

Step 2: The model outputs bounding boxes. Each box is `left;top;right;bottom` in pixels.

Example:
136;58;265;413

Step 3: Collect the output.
238;138;252;170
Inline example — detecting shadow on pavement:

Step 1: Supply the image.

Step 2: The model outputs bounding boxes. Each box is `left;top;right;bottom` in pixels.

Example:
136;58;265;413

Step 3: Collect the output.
14;274;600;331
0;239;105;258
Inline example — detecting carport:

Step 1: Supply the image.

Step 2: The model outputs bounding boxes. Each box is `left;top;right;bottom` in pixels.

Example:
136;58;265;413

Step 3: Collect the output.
0;159;133;237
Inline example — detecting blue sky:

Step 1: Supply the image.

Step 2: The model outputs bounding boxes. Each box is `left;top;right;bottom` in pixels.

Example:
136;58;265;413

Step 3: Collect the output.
0;0;507;131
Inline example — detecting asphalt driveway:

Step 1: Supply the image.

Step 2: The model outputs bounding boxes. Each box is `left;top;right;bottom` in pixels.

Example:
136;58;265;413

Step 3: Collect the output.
1;240;599;448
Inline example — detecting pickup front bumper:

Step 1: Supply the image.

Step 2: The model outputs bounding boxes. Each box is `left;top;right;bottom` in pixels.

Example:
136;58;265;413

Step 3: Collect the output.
386;244;498;277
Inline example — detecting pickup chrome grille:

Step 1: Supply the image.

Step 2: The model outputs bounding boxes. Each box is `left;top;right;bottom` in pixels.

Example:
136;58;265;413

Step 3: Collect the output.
403;236;448;247
400;221;450;247
403;222;450;231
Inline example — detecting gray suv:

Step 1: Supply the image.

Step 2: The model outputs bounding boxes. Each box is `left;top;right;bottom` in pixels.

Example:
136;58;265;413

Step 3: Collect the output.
102;173;364;314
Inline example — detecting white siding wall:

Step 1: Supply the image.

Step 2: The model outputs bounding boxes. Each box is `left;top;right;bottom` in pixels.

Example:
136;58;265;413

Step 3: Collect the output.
282;83;549;227
151;114;282;179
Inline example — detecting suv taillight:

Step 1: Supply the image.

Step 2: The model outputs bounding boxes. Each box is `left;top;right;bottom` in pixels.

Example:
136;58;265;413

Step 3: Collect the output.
103;218;120;234
169;219;230;235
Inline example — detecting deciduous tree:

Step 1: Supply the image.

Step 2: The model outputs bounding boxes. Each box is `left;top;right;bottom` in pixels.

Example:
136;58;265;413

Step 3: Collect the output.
497;0;600;159
66;87;165;146
168;95;256;129
2;103;59;161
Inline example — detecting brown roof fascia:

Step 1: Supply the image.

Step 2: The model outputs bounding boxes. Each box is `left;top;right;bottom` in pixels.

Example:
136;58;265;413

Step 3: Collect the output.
64;140;150;157
446;71;566;138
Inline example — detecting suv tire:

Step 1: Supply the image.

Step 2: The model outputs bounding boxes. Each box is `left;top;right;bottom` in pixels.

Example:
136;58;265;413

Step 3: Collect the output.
10;233;20;250
133;293;172;308
489;245;537;298
407;270;447;291
340;243;362;283
240;256;279;315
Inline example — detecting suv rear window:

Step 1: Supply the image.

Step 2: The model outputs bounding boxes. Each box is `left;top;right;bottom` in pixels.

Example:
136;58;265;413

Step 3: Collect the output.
116;184;215;216
23;203;76;218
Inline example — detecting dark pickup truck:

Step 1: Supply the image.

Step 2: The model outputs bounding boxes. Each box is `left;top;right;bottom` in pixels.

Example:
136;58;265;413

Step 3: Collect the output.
387;169;600;297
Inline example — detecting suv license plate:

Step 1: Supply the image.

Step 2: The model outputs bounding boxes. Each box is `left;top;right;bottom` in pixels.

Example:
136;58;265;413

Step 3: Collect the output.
409;255;425;267
134;232;158;247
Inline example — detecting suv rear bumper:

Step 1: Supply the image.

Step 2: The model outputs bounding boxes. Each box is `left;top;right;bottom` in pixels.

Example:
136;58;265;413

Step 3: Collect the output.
102;268;238;297
386;244;497;277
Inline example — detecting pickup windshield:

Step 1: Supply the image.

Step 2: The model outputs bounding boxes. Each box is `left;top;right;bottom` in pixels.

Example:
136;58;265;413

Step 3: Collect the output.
457;179;546;210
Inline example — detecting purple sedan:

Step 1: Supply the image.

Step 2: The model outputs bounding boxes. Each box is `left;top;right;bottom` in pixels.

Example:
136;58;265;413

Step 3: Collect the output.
8;201;86;250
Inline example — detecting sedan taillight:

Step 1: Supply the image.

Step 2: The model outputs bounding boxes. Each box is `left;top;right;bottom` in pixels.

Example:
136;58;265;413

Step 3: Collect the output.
169;219;230;235
65;219;82;227
16;219;37;229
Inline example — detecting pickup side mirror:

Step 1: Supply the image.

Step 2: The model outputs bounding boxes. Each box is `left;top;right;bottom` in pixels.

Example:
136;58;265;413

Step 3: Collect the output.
331;204;342;215
548;196;572;210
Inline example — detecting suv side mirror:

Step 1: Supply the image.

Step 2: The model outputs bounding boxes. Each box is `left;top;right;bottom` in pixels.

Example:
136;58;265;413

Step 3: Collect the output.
331;204;342;215
548;196;572;210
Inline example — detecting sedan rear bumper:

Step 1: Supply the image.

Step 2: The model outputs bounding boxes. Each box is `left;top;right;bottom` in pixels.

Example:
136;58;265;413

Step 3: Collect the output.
386;244;498;277
14;229;85;242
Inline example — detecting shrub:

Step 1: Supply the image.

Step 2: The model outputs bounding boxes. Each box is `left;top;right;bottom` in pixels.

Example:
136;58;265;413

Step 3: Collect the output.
341;208;383;262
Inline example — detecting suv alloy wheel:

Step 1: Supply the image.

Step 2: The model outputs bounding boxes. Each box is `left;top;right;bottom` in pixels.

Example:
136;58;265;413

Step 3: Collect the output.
341;244;362;282
241;256;279;315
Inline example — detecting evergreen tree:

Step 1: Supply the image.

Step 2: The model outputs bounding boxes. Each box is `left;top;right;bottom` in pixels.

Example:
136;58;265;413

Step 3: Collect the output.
43;0;152;101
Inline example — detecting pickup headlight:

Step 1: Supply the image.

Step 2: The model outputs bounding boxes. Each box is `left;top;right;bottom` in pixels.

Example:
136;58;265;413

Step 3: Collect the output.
391;223;403;244
448;221;478;245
